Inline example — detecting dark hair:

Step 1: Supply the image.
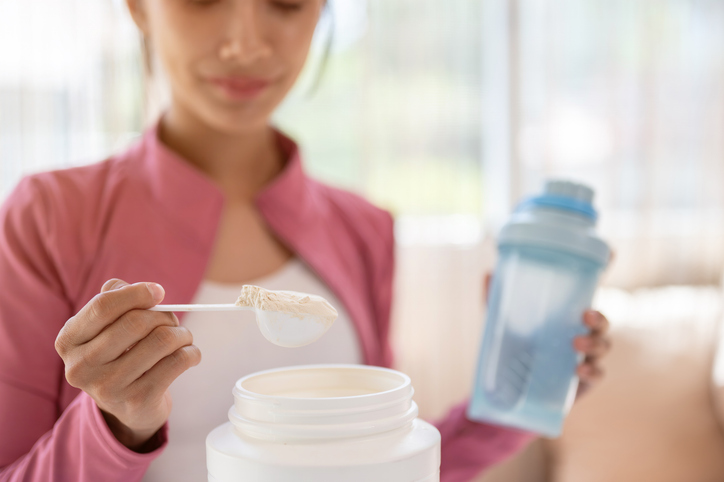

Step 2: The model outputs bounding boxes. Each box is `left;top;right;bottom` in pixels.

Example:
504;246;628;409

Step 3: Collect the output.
309;1;334;95
141;34;153;80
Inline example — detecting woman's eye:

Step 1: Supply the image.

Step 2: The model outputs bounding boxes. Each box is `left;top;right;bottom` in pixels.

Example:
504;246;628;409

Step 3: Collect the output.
188;0;220;6
270;1;304;13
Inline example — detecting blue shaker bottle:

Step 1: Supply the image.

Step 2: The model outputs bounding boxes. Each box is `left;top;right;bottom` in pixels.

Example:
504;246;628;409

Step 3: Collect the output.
467;180;610;437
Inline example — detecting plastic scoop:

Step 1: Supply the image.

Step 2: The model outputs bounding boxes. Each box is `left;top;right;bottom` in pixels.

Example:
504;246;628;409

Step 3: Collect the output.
149;287;337;348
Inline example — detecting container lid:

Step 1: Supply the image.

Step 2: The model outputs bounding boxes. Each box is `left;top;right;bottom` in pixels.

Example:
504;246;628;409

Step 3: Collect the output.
229;364;418;441
498;180;611;266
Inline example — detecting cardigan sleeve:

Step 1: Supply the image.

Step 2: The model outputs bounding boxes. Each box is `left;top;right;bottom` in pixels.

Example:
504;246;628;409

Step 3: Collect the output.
436;402;536;481
0;176;165;481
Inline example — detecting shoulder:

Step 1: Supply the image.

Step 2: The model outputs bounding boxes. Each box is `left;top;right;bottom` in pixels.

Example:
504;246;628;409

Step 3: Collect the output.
33;142;138;197
2;160;109;223
4;139;143;230
3;159;123;242
22;159;115;202
0;148;140;301
0;162;113;301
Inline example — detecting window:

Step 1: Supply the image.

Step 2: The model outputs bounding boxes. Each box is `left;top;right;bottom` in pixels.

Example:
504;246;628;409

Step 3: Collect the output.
0;0;141;198
2;0;722;287
481;0;724;286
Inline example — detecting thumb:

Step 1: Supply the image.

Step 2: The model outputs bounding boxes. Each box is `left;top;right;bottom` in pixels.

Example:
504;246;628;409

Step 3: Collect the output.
101;278;129;293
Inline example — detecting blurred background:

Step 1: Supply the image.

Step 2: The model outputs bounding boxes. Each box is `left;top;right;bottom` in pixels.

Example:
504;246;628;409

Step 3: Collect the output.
1;0;724;480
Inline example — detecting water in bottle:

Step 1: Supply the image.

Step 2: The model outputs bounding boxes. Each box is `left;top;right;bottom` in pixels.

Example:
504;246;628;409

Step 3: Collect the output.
467;180;610;437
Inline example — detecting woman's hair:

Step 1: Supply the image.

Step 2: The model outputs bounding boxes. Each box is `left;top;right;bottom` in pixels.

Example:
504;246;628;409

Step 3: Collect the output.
309;1;334;94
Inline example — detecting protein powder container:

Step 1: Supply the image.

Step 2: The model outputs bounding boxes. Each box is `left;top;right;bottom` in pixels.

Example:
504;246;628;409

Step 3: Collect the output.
206;365;441;481
468;180;611;436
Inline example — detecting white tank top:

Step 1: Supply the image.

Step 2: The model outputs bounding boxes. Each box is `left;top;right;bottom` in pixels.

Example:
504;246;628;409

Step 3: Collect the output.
142;258;363;482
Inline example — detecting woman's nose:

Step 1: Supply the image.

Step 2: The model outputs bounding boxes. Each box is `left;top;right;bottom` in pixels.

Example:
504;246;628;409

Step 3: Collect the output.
219;2;272;64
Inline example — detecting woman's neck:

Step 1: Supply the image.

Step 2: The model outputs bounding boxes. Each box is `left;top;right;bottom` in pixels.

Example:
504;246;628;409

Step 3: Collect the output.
159;105;285;203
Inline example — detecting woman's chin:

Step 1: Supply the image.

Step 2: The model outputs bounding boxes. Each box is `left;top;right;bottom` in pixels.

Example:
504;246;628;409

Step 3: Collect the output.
201;106;273;135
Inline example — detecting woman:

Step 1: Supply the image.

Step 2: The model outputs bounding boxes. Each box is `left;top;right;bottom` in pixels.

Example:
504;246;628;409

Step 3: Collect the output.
0;1;610;481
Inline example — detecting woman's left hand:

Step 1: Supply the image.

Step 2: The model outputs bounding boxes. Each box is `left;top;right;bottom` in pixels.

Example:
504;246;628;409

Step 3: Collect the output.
483;274;611;400
572;310;611;399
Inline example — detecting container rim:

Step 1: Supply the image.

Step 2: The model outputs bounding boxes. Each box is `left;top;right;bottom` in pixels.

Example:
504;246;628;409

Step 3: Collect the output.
230;364;418;440
233;364;412;401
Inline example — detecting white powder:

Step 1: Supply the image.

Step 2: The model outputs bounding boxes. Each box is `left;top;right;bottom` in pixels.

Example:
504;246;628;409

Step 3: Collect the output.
235;285;338;325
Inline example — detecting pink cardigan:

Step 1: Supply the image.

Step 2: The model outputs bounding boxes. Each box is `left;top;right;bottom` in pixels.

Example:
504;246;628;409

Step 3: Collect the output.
0;125;533;482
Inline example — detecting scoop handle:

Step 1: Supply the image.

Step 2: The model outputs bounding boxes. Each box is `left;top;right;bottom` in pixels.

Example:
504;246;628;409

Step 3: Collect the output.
149;304;252;312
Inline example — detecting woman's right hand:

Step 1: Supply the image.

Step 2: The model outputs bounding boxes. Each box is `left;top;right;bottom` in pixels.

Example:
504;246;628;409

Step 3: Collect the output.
55;279;201;452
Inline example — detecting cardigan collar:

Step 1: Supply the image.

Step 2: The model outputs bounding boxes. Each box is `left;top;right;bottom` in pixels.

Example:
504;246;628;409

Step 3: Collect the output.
137;120;314;236
129;121;379;365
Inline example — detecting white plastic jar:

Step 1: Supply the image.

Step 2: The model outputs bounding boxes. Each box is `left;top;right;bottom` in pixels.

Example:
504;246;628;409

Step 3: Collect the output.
206;364;441;482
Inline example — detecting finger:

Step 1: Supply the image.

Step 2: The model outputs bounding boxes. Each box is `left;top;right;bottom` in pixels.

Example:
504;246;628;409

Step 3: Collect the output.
101;278;129;293
483;273;492;305
63;281;166;346
114;325;195;384
577;363;604;385
576;380;592;399
130;345;202;399
573;334;611;358
81;309;179;366
583;310;609;334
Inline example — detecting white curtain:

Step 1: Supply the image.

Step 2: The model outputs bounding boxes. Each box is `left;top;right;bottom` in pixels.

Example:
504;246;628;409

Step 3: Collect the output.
482;0;724;288
0;0;141;199
1;0;723;423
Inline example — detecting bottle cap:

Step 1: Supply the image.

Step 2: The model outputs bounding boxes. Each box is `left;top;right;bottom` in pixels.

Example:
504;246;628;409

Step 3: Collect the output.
516;179;597;221
498;179;610;266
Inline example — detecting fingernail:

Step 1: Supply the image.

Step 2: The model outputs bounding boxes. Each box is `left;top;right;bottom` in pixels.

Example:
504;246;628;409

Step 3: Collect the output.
588;313;602;328
596;312;606;326
146;283;165;302
105;279;126;291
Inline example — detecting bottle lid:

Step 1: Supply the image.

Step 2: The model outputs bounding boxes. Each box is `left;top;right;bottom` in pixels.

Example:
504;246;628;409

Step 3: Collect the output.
499;179;610;266
516;180;597;221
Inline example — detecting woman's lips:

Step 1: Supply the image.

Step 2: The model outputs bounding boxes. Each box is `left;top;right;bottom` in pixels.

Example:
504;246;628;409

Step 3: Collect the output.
207;76;272;101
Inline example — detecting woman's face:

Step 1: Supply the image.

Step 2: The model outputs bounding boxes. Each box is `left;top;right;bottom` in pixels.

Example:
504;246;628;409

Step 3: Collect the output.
129;0;324;133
